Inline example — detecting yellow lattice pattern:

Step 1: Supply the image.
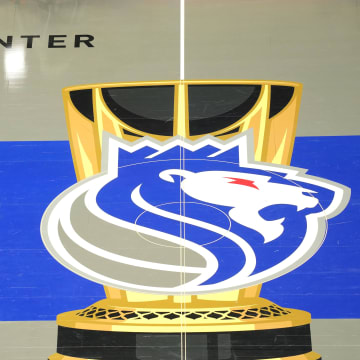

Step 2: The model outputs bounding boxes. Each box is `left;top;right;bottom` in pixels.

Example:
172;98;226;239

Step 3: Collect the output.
76;304;291;321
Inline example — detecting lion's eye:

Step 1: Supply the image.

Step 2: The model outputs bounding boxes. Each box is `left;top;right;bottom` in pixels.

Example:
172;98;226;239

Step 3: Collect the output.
224;177;259;190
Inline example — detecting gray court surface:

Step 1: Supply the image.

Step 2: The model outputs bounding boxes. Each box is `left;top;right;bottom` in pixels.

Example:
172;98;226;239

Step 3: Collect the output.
0;0;359;140
0;320;359;359
0;1;359;358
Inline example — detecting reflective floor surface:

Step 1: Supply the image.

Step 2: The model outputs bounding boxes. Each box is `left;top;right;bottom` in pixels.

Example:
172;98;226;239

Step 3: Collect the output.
0;0;359;140
0;320;359;360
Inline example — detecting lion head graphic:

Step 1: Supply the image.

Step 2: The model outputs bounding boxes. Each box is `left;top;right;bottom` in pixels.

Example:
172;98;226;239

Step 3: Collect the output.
41;132;350;294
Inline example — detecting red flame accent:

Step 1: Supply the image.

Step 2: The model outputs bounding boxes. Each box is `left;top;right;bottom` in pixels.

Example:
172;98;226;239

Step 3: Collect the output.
225;177;259;190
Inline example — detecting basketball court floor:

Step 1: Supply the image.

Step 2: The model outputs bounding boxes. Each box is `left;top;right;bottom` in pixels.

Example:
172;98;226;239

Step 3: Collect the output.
0;0;359;359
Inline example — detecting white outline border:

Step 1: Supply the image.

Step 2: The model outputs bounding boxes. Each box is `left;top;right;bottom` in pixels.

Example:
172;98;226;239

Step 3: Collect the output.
40;130;350;294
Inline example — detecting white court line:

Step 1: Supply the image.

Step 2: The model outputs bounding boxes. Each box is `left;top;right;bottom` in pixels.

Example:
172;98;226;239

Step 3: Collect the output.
180;1;185;356
180;0;185;80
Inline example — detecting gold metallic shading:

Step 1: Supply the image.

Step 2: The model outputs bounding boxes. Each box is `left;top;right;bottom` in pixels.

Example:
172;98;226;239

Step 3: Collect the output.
62;79;301;303
63;80;302;183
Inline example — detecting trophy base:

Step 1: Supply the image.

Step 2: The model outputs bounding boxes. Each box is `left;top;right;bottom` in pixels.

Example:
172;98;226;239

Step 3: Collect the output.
48;296;321;360
49;353;321;360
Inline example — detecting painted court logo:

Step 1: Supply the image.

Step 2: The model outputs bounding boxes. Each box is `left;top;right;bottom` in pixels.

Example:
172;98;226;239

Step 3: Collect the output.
41;132;350;294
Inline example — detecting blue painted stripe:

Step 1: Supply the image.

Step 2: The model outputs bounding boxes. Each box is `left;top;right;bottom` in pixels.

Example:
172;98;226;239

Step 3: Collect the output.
0;136;359;320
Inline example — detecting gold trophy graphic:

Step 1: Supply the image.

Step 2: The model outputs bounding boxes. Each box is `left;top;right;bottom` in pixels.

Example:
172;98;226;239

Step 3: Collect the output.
41;80;349;360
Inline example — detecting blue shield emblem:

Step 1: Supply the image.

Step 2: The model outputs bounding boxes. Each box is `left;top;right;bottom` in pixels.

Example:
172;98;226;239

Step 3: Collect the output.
41;132;350;294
